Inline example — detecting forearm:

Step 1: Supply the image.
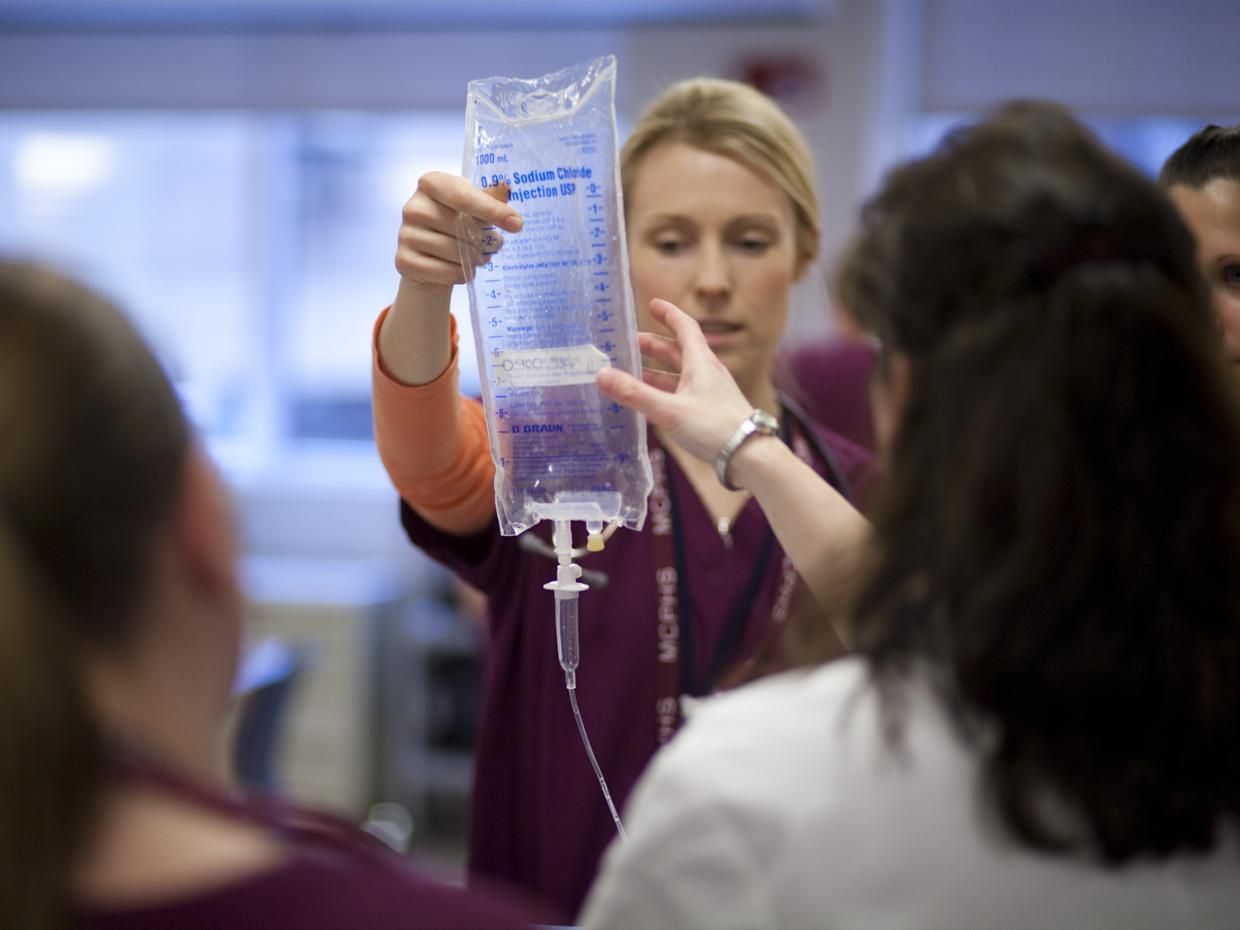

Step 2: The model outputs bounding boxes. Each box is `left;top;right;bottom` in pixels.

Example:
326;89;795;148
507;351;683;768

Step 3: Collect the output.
729;436;872;619
377;279;454;386
372;308;496;534
593;297;874;613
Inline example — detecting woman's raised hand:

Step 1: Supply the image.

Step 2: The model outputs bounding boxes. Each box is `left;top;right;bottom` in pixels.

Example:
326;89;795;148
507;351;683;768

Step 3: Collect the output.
597;298;753;465
382;174;523;385
395;172;523;292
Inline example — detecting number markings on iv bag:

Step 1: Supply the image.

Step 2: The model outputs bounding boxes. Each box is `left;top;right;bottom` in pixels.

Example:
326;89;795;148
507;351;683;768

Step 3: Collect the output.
491;344;611;389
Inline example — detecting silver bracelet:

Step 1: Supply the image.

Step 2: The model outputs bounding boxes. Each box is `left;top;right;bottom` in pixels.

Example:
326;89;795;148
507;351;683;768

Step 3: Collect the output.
714;409;779;491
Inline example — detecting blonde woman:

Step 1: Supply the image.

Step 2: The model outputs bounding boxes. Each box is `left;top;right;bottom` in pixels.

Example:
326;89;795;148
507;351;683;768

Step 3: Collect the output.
372;78;871;921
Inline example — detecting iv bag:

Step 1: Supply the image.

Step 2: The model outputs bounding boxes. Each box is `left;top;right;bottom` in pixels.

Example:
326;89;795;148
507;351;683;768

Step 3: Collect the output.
458;55;653;537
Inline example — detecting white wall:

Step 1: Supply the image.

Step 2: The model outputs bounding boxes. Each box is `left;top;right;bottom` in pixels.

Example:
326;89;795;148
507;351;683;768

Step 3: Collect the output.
920;0;1240;116
5;0;1237;297
0;5;890;313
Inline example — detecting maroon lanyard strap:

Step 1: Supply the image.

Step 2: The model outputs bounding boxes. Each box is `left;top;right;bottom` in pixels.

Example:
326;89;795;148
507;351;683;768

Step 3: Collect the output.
649;416;814;745
650;444;681;747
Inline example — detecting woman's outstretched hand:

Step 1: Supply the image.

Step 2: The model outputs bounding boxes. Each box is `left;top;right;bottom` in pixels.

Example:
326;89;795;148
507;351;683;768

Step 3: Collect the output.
596;298;753;465
602;300;869;620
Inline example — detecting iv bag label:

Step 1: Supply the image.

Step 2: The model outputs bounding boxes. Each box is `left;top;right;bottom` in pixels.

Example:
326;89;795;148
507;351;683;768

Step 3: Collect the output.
492;344;610;389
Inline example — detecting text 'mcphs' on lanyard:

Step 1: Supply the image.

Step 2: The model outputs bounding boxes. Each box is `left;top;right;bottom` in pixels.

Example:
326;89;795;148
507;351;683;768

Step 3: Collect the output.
650;409;812;746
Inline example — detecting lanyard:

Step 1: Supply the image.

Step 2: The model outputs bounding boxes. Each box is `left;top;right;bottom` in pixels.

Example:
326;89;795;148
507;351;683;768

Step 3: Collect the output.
651;409;814;745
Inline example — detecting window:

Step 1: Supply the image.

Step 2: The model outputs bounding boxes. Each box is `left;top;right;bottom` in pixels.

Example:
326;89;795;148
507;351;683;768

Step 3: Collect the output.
284;111;482;445
0;113;262;460
0;109;477;486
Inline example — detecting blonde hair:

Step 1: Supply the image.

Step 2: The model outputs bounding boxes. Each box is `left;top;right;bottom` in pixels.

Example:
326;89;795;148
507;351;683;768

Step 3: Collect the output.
621;77;821;266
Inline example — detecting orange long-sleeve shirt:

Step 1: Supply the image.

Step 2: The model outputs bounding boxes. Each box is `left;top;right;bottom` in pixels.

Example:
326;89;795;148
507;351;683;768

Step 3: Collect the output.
371;307;495;533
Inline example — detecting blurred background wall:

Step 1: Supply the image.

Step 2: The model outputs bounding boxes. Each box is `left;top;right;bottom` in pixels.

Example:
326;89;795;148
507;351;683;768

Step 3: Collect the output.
2;0;1237;867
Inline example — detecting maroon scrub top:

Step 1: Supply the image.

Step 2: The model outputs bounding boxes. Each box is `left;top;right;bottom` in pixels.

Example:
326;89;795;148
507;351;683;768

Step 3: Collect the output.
74;851;536;930
401;422;873;922
780;337;879;453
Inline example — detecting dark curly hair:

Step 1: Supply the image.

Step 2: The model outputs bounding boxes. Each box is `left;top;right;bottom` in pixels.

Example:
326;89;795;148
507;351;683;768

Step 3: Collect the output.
843;101;1240;863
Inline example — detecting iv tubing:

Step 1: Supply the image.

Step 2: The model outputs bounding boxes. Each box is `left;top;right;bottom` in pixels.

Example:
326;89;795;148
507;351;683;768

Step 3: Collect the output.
570;686;627;841
545;519;627;841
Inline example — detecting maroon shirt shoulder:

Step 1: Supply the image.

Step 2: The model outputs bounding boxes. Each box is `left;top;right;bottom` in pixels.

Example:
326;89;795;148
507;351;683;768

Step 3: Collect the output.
809;418;877;509
780;337;878;454
73;852;536;930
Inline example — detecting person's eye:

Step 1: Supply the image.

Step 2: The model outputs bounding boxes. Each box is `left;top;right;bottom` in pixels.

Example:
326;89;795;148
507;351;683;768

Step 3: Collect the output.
734;234;773;254
653;238;686;256
1222;263;1240;286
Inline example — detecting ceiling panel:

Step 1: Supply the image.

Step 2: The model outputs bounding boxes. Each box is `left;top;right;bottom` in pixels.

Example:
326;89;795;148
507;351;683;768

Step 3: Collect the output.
0;0;838;30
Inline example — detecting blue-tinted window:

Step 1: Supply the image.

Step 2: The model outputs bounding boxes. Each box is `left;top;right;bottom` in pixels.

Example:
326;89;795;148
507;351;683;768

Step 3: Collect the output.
0;110;476;482
0;114;263;461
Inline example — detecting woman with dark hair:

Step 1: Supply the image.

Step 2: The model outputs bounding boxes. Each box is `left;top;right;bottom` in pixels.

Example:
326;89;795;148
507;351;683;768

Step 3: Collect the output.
0;262;533;930
580;102;1240;928
1160;122;1240;375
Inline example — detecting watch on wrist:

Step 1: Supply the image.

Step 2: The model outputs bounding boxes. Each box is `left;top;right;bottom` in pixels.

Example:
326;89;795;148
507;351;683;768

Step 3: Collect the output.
714;408;779;491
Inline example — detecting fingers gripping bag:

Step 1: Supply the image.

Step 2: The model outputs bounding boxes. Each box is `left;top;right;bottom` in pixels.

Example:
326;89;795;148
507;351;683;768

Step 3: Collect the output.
458;56;653;537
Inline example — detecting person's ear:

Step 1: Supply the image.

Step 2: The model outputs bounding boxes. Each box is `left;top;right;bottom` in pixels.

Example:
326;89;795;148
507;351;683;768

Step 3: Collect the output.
172;446;240;610
792;241;819;284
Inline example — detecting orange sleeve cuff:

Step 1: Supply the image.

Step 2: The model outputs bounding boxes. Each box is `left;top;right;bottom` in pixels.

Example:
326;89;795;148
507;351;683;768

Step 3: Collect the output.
371;306;496;534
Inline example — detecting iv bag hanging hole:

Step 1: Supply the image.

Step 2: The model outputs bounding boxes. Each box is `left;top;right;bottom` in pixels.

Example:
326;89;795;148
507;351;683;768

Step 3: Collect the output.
520;90;561;117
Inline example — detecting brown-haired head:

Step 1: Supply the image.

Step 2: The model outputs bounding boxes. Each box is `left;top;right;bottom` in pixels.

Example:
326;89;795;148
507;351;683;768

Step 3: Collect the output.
0;261;192;930
1159;122;1240;189
840;101;1240;864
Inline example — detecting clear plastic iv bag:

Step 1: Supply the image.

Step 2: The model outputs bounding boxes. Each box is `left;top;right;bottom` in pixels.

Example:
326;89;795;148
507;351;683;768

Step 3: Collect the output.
458;55;653;536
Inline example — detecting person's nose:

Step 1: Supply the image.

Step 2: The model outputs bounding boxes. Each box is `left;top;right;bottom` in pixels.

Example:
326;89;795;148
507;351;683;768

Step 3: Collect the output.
693;240;732;301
